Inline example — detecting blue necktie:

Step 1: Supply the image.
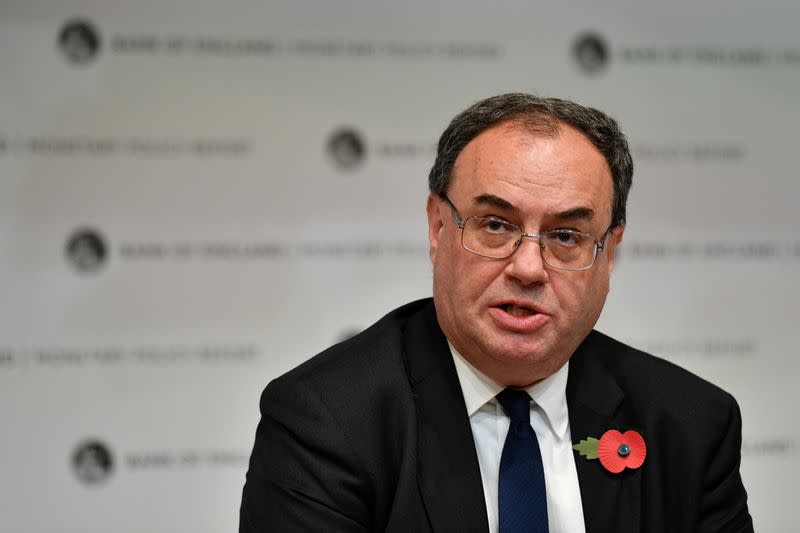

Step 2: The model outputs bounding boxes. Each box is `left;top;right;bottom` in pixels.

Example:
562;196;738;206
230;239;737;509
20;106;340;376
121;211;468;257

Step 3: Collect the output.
496;388;549;533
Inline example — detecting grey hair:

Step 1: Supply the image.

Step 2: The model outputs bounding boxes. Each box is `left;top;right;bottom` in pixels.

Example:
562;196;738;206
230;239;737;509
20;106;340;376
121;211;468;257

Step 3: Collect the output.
428;93;633;227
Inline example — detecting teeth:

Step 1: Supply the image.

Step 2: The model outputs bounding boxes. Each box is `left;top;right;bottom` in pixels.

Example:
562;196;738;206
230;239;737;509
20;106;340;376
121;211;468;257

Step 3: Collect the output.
503;305;534;317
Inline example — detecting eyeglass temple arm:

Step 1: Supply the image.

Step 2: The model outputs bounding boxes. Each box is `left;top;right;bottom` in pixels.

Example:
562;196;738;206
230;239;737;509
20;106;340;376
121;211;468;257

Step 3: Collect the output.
441;194;466;228
597;224;621;251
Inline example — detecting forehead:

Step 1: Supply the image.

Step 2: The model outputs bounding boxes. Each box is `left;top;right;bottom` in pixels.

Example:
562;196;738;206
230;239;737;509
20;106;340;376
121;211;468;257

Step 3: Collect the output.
450;121;613;220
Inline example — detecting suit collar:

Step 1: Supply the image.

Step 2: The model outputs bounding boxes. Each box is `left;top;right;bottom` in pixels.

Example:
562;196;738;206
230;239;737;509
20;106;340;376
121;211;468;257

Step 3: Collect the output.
404;301;490;533
567;331;642;533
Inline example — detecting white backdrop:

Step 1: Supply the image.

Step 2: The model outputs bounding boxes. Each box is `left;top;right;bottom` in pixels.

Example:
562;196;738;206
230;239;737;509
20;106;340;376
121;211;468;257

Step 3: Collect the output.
1;1;797;531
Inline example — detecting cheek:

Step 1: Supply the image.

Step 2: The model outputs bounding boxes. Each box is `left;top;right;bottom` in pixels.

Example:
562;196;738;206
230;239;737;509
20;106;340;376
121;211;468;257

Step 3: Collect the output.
579;272;611;319
432;243;462;304
439;250;497;302
552;273;605;316
437;239;460;281
440;234;472;279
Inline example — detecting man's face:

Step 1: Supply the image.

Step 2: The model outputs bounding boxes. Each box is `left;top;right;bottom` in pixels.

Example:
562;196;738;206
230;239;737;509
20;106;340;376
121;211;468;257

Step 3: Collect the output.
427;121;623;387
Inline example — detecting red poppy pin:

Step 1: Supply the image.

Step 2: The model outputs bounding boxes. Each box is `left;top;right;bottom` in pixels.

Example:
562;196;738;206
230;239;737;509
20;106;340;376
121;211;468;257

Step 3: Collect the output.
572;429;646;473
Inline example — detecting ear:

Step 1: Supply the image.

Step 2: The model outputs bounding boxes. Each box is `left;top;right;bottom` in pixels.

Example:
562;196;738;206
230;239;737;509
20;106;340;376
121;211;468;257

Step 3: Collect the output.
605;225;625;274
426;194;445;263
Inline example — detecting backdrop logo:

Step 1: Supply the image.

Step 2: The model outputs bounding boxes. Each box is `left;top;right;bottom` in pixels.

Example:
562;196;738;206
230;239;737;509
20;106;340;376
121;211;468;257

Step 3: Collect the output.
72;439;114;485
65;228;108;274
58;18;102;65
327;127;366;170
572;32;609;74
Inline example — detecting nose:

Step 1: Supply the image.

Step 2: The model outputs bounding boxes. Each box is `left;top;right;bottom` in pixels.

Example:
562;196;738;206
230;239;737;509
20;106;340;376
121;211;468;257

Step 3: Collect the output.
504;235;549;286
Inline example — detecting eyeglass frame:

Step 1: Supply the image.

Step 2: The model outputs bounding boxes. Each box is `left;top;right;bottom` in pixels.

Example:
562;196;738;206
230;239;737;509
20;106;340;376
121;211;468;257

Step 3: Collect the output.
440;194;615;271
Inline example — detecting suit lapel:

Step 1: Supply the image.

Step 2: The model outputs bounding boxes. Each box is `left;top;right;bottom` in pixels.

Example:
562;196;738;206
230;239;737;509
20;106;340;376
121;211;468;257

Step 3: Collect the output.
404;302;489;533
567;332;642;533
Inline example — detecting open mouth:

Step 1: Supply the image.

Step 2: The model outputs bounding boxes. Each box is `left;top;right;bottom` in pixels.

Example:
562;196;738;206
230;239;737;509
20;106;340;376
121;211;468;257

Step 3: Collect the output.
498;304;537;317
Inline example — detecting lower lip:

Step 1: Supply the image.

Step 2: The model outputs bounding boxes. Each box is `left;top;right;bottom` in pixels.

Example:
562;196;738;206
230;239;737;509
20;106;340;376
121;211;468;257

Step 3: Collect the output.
488;306;550;333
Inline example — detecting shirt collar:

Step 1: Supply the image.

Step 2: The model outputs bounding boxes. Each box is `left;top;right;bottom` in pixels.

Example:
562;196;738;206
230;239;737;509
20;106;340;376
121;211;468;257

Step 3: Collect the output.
450;342;571;440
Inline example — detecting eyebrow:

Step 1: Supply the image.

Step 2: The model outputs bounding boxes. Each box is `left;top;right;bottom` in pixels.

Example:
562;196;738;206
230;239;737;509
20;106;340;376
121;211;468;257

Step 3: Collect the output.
554;206;595;221
473;194;517;211
472;193;596;221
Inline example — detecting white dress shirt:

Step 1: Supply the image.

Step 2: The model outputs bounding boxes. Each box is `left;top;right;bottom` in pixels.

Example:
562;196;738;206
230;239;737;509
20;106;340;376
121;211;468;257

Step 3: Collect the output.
450;344;586;533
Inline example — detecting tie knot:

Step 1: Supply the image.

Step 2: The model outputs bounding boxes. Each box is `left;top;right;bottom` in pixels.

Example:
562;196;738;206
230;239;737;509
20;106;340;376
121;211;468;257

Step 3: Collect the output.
496;388;532;423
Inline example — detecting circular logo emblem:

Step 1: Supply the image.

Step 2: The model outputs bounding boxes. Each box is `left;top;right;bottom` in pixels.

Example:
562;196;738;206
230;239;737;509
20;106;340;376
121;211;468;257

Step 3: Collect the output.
327;127;366;170
572;32;609;74
65;228;107;274
58;18;102;65
72;439;114;485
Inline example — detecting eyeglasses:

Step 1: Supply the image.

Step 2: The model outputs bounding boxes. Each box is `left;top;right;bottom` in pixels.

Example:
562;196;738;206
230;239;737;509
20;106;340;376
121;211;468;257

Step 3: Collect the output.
441;194;613;271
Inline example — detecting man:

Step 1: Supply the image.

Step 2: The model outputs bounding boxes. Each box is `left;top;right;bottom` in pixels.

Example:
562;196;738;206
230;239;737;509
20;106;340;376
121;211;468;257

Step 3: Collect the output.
240;93;753;532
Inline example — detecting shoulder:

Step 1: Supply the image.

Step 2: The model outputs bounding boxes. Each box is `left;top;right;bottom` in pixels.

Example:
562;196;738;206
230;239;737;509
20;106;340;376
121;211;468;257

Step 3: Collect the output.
577;330;740;425
243;299;435;529
268;298;431;394
258;298;433;443
575;333;753;529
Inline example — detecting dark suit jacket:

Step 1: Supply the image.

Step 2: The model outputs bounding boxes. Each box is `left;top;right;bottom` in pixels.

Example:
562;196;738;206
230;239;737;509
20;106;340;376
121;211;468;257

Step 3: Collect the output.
240;299;753;532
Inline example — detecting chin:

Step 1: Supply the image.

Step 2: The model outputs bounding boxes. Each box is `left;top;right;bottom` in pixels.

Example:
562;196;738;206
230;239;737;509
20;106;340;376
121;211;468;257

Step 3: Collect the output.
488;349;565;386
486;335;555;365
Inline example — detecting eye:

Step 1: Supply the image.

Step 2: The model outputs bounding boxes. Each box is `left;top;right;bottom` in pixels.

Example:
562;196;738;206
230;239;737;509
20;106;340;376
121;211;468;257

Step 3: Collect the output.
548;230;581;246
479;217;513;235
